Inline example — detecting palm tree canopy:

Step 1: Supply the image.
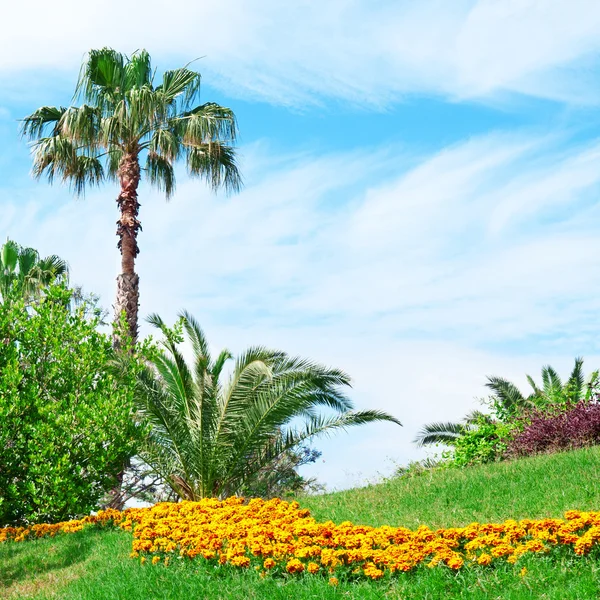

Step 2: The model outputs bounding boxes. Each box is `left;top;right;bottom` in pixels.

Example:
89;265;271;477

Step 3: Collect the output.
0;238;69;302
21;48;242;198
134;311;402;499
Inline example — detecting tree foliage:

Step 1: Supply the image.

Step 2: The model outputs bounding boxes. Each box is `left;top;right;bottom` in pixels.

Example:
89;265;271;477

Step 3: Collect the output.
134;312;402;500
21;48;242;198
0;238;69;304
0;284;144;525
413;359;599;468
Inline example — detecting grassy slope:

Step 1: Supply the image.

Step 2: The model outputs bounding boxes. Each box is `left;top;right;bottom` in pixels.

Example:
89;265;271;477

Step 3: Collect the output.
3;447;600;600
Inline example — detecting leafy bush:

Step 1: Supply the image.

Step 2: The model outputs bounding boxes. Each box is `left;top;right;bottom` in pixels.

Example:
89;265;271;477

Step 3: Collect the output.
505;400;600;458
452;419;510;467
0;285;144;525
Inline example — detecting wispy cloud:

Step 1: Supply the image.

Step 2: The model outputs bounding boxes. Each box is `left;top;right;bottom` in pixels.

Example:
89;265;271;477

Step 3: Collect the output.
2;128;600;487
2;1;600;107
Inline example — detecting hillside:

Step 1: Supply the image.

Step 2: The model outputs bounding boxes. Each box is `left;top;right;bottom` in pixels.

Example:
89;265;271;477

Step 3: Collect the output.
3;447;600;600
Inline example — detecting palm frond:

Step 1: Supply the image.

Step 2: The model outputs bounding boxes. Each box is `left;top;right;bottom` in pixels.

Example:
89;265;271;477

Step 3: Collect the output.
526;374;542;397
565;357;585;402
177;102;238;145
1;239;19;273
58;105;101;147
17;247;39;278
485;376;526;412
158;68;201;110
31;136;77;182
75;47;126;107
186;144;242;194
124;49;153;90
70;155;104;195
413;422;465;447
21;106;67;139
541;365;562;398
146;152;175;198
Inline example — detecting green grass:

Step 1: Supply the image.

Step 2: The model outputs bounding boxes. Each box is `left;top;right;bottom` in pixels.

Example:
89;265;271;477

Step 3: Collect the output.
3;447;600;599
301;446;600;528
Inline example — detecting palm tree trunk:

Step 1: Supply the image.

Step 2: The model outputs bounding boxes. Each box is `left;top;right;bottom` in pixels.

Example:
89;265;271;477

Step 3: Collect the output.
107;152;141;510
114;152;141;347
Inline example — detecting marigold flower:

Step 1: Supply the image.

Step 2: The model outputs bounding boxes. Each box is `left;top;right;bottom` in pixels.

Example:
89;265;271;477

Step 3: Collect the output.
286;558;304;573
477;553;492;566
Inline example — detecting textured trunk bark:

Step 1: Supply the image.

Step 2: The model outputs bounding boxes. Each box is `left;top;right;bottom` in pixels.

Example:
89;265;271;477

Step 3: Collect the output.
114;152;141;347
106;152;141;509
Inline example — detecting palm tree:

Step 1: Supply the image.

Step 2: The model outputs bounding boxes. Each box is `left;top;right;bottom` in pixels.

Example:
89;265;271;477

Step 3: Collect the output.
133;311;402;500
0;238;69;303
414;358;597;447
21;48;241;345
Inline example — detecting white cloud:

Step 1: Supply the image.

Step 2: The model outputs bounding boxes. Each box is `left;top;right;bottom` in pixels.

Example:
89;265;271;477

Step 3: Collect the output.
2;128;600;488
2;1;600;106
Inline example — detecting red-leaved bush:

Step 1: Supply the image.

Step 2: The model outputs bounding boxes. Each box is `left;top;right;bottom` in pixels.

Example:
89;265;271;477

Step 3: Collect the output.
505;400;600;458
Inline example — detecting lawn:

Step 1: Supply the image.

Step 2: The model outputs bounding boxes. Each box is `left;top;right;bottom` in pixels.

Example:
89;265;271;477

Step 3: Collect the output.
3;446;600;599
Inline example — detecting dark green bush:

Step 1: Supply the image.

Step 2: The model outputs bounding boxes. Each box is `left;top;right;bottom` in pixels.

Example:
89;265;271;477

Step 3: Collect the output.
0;285;144;525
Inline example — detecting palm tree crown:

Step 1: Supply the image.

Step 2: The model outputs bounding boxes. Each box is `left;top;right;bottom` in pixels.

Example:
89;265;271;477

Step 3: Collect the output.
21;48;242;343
134;312;402;500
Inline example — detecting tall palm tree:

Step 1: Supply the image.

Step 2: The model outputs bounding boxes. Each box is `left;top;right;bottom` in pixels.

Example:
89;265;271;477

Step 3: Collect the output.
21;48;241;345
414;358;597;447
133;311;402;500
0;238;69;303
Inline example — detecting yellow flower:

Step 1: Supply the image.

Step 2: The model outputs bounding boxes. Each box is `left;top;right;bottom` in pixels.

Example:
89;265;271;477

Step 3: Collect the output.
476;553;492;566
151;556;161;565
286;558;304;573
329;577;339;586
307;562;320;574
520;567;527;577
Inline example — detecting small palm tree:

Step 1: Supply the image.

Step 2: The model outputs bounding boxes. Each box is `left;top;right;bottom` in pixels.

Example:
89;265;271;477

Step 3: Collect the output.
0;239;69;303
134;311;402;500
21;48;241;344
486;357;594;418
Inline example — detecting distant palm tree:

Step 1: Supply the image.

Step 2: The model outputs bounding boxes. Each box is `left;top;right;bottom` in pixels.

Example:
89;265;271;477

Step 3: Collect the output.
0;239;69;303
21;48;241;345
134;311;402;500
486;357;594;416
414;358;597;447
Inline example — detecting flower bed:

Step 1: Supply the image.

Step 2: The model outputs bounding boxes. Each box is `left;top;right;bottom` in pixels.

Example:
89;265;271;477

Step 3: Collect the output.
2;498;600;581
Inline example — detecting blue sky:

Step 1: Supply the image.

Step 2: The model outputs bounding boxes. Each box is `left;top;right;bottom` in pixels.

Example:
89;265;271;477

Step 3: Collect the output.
2;0;600;489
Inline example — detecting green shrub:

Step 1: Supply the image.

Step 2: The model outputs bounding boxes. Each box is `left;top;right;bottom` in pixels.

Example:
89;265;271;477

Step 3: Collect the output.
452;418;511;467
0;285;144;525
